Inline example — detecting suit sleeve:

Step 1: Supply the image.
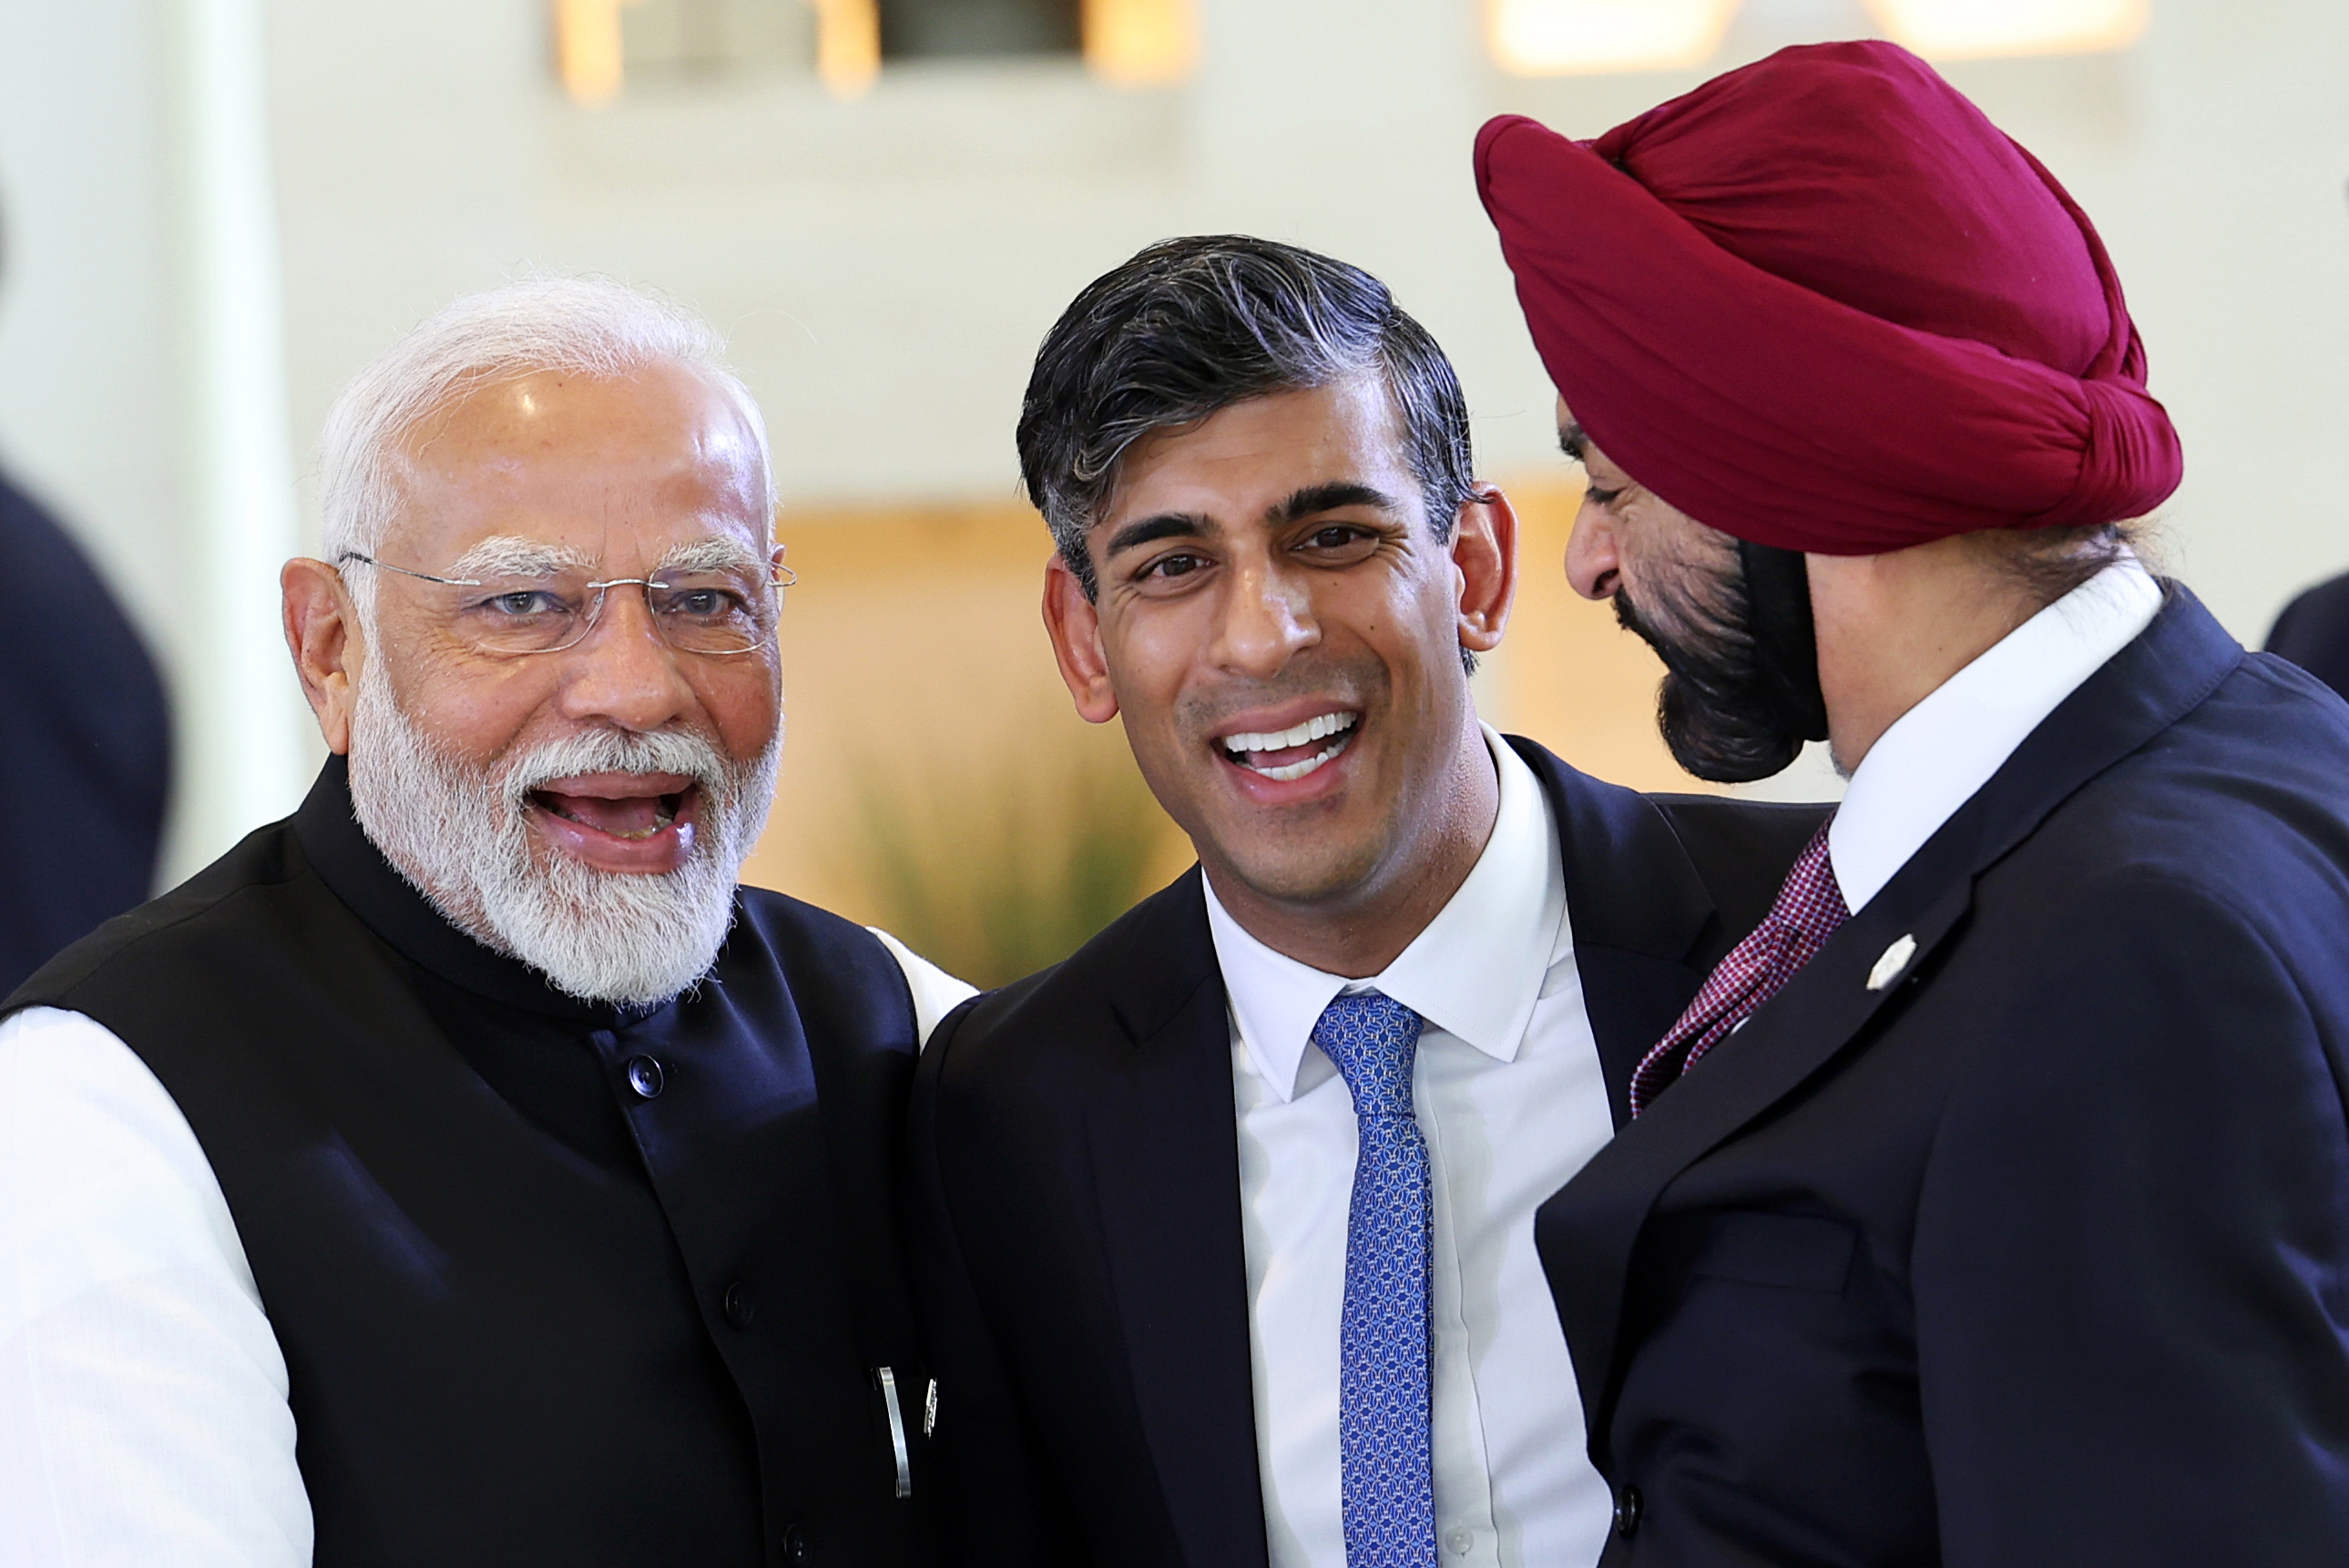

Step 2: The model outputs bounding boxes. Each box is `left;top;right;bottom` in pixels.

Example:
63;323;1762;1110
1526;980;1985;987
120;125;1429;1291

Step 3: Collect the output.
1913;873;2349;1564
904;1001;1083;1567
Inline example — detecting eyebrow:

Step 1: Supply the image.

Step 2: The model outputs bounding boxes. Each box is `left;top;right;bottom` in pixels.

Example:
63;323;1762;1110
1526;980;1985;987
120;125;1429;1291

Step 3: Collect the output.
1270;480;1402;525
445;535;597;579
1100;511;1216;561
441;535;764;580
654;536;766;576
1558;423;1588;463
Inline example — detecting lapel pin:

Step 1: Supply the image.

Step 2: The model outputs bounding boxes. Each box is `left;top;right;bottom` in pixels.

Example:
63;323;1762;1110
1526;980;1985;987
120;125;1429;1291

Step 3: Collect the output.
1865;933;1918;992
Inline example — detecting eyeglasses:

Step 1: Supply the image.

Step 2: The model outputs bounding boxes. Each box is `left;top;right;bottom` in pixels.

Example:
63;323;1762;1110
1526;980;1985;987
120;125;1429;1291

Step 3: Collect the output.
339;551;796;657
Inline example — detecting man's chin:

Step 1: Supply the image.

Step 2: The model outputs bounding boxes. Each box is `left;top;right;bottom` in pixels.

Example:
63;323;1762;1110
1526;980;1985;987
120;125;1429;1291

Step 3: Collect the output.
478;810;741;1007
1658;674;1805;784
481;865;737;1008
1200;820;1387;913
1615;588;1804;784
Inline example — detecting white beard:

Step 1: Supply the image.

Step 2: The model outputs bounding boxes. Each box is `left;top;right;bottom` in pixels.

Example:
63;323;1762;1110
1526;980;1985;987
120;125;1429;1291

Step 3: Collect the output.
345;658;779;1008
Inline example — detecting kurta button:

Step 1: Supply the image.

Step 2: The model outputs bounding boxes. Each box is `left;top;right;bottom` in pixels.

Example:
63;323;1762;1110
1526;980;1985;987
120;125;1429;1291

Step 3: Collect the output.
722;1280;754;1329
625;1056;664;1099
782;1523;809;1561
1614;1483;1643;1538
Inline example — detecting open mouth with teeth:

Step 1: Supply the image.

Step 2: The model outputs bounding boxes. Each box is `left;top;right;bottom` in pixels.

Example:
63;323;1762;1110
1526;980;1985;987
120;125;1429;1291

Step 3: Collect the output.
1219;710;1360;782
524;773;705;874
532;788;690;840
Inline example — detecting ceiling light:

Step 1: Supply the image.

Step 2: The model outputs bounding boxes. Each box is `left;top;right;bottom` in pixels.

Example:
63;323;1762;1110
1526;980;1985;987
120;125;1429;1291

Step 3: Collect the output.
1085;0;1200;87
807;0;880;99
1488;0;1741;76
555;0;639;107
1864;0;2147;59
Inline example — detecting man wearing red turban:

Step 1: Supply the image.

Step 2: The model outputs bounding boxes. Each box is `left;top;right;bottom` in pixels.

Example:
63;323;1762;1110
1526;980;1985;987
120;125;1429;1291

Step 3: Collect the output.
1479;40;2349;1565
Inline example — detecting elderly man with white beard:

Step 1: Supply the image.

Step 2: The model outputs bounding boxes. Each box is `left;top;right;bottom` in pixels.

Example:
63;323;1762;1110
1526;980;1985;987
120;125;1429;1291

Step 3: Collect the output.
0;280;971;1568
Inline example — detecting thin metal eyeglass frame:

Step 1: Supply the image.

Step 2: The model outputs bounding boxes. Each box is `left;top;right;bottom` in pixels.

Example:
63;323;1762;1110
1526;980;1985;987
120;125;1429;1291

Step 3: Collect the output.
336;550;796;657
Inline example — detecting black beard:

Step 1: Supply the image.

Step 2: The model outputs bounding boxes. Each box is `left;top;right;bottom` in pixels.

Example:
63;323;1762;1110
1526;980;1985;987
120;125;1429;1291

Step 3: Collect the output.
1613;547;1813;784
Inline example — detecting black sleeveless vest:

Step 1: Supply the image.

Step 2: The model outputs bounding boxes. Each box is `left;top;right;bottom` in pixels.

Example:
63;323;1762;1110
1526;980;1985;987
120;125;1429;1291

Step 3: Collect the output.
9;759;936;1568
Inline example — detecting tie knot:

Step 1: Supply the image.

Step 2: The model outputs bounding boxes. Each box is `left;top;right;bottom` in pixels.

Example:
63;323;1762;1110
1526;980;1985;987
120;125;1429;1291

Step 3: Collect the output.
1311;990;1425;1117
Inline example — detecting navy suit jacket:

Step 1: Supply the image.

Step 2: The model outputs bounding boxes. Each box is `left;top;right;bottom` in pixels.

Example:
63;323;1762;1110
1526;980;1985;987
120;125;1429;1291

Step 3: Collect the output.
0;468;169;993
1541;586;2349;1565
905;738;1823;1566
2266;569;2349;702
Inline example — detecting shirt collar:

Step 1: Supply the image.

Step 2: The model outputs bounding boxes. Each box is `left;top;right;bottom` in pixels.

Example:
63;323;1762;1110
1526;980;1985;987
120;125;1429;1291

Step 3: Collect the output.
1205;724;1568;1103
1830;555;2162;915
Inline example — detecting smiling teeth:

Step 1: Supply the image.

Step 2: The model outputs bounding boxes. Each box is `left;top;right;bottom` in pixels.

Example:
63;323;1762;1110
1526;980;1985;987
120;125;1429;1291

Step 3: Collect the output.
1220;710;1359;782
1253;740;1348;782
1222;711;1358;755
548;798;679;840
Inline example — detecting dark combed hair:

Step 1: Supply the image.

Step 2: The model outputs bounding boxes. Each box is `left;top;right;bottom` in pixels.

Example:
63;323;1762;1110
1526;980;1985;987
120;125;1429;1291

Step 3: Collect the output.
1016;235;1476;597
1986;522;2141;607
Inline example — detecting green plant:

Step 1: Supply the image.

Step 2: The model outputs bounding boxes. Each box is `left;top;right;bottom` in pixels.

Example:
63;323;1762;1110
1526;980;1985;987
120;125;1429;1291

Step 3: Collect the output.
849;726;1180;989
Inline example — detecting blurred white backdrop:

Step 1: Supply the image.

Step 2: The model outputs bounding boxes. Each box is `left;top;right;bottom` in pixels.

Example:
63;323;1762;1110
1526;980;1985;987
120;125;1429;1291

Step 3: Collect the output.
1;0;2343;874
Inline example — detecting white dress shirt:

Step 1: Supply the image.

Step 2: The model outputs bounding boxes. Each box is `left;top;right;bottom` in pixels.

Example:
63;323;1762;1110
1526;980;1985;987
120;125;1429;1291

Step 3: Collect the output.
0;932;973;1568
1209;726;1616;1568
1831;557;2162;913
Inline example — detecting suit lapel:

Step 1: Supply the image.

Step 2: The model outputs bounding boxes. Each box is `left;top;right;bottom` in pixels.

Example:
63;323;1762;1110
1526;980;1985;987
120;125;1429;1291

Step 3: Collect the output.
1082;871;1272;1568
1540;585;2247;1454
1543;873;1976;1436
1509;737;1733;1125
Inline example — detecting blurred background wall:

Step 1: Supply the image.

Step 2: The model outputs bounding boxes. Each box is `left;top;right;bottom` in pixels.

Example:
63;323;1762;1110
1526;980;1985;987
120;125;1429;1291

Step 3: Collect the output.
0;0;2343;983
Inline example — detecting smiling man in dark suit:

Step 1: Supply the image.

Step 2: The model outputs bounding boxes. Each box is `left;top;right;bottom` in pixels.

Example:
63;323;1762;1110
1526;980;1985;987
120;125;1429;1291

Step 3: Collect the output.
1476;41;2349;1564
904;236;1818;1568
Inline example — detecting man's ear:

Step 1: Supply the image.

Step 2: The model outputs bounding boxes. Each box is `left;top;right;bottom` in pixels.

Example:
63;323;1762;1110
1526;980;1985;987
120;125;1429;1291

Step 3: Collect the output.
1451;483;1519;657
1041;555;1120;725
282;557;364;754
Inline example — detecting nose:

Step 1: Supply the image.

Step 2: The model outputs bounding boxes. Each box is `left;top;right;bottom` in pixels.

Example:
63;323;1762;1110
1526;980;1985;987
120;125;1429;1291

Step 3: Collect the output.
553;584;701;732
1565;502;1623;602
1209;555;1320;680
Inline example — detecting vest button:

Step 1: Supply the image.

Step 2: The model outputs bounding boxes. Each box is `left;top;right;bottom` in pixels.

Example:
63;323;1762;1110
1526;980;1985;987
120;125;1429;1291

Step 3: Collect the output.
722;1280;755;1329
782;1522;810;1561
1614;1482;1643;1538
625;1055;665;1099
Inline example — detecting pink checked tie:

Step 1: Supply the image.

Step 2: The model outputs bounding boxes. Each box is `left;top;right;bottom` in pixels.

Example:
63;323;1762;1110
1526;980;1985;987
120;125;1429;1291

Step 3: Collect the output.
1629;821;1846;1117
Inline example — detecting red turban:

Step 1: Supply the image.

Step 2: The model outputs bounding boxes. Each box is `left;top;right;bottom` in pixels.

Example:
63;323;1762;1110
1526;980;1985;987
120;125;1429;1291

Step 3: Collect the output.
1475;40;2181;555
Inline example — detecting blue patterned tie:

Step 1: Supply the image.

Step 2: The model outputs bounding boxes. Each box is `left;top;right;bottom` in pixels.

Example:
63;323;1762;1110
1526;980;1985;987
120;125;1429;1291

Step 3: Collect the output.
1312;990;1436;1568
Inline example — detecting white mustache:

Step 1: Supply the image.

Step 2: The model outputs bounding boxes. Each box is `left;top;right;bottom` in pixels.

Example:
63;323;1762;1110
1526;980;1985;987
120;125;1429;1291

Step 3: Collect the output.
499;728;733;813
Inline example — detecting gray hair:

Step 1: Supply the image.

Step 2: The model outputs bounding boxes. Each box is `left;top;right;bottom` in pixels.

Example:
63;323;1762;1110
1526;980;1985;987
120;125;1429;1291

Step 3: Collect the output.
318;277;774;611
